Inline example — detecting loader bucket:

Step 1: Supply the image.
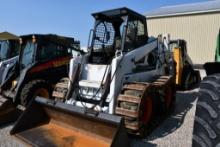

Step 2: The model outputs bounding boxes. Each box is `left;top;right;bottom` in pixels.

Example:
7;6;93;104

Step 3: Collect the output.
0;96;21;126
11;97;130;147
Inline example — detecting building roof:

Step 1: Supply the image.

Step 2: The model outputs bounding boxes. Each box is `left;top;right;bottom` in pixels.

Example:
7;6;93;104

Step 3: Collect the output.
146;0;220;18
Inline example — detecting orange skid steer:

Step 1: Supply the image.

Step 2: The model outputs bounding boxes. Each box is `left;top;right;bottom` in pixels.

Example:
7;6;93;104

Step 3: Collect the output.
11;97;130;147
0;34;81;126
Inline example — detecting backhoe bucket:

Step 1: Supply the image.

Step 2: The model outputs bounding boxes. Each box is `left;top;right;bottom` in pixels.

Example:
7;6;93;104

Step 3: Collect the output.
0;96;21;126
11;97;130;147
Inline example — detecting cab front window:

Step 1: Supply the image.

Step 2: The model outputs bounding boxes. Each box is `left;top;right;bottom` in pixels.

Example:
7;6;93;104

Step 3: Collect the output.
0;40;9;60
21;41;36;68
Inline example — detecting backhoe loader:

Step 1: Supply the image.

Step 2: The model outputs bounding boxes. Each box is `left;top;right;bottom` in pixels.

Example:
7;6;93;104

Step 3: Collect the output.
0;32;20;84
170;39;201;90
11;8;176;147
0;34;81;125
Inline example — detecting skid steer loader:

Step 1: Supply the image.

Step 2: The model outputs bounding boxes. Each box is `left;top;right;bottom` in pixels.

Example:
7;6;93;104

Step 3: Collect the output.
0;32;20;85
0;34;82;125
11;8;176;146
170;39;201;90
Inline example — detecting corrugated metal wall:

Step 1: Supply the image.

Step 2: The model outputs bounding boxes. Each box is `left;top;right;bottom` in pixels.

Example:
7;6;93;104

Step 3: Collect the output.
147;13;220;64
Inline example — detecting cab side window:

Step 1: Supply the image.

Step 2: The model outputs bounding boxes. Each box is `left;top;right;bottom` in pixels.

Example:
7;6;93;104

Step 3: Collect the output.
124;20;147;52
10;41;20;58
37;42;70;61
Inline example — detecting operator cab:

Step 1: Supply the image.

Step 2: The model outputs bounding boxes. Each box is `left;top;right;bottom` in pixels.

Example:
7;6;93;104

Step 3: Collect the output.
74;8;149;109
19;35;81;71
0;32;20;61
0;40;19;61
88;7;148;64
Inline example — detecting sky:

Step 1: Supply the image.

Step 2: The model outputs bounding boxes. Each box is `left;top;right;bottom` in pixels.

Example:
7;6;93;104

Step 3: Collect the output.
0;0;208;46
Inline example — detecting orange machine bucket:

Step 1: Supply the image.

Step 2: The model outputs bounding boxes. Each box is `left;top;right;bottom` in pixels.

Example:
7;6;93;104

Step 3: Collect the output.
0;96;21;126
11;97;130;147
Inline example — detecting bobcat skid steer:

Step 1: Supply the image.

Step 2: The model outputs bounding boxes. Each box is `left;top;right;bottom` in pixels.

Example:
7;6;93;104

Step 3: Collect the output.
11;8;176;147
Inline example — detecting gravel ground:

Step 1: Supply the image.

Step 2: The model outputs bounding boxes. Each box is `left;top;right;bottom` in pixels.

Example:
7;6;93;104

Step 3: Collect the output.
0;124;23;147
131;89;198;147
0;89;198;147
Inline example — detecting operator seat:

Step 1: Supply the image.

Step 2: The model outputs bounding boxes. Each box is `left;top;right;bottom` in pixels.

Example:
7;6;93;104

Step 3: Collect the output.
125;27;137;51
114;36;121;50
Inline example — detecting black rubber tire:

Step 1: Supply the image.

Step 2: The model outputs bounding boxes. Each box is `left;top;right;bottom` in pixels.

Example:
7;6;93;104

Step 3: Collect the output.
182;66;194;90
157;83;176;115
202;74;220;82
20;80;52;106
192;74;220;147
167;82;176;113
194;70;201;86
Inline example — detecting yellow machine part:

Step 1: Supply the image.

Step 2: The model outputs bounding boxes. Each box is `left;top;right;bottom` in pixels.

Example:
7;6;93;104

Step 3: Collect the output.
12;80;17;87
173;47;183;85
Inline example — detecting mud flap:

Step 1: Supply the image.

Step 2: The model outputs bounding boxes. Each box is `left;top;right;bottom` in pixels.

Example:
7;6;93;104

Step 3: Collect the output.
11;97;130;147
0;96;21;126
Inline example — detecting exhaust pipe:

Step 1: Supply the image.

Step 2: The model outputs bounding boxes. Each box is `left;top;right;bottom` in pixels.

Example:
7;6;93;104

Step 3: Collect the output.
11;97;130;147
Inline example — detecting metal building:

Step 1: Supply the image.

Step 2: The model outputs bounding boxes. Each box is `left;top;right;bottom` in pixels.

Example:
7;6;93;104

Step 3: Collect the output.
146;0;220;65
